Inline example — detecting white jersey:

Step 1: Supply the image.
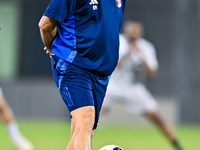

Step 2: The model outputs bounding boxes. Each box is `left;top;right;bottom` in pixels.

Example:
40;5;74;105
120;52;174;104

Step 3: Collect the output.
104;34;159;115
111;34;159;86
0;86;3;96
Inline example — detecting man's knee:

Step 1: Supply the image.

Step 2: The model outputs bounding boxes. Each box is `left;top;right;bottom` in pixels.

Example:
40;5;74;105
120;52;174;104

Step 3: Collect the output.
145;110;158;118
71;106;95;130
0;98;5;113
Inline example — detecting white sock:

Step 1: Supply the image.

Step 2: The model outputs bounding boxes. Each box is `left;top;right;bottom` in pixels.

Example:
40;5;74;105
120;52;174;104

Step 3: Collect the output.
7;121;22;142
7;121;33;150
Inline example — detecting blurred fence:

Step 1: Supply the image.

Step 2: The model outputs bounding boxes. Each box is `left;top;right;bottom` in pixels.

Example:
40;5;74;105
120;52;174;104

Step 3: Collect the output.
0;78;69;119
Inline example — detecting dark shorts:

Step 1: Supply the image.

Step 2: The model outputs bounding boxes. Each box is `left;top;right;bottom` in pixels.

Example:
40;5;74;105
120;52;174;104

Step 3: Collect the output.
51;55;110;129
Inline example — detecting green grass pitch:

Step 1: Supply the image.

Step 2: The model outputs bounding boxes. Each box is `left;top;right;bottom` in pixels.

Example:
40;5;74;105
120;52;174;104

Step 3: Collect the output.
0;119;199;150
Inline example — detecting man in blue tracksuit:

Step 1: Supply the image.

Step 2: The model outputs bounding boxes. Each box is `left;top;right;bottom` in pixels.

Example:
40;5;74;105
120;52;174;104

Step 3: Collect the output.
39;0;126;149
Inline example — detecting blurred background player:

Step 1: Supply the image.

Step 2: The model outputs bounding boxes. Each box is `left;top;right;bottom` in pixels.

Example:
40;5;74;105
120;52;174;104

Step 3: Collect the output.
102;21;185;150
0;87;34;150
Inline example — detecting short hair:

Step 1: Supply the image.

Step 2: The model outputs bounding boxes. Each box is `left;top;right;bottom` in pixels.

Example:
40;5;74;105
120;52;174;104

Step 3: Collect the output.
123;20;144;35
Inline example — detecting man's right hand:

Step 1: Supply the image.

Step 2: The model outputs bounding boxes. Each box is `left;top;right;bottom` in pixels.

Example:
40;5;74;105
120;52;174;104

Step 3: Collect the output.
44;46;53;58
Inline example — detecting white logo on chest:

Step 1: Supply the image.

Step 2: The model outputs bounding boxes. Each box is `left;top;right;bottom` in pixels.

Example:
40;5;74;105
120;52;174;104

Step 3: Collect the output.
89;0;99;10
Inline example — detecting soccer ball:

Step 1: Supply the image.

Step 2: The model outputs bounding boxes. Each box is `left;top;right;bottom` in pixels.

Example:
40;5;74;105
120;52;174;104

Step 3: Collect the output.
99;145;123;150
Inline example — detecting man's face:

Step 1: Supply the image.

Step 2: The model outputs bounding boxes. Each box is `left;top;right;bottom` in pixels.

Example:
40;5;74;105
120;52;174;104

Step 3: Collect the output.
125;23;142;43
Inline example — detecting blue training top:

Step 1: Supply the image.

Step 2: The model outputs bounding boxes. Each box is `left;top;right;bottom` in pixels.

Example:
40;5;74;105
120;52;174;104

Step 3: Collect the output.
44;0;126;76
